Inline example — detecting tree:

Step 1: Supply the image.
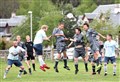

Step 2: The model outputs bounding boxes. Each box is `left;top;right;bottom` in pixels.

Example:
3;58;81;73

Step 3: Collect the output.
90;12;119;38
0;0;19;18
11;0;63;46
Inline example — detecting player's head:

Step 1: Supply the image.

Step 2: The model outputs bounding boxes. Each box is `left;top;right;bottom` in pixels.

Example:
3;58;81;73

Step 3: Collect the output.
16;35;21;42
26;35;30;41
41;25;48;32
75;27;81;34
83;23;89;31
58;22;64;30
13;40;18;47
106;34;112;40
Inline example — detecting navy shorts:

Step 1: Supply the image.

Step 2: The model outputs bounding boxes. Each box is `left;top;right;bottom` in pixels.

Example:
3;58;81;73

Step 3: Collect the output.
8;59;22;67
33;44;43;55
104;56;116;64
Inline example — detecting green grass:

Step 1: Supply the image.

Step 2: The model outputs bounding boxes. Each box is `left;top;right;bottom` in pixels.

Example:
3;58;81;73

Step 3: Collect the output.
0;58;120;82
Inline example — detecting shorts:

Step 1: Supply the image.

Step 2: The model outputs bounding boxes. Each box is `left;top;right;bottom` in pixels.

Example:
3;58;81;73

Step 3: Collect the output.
33;44;43;55
74;47;85;58
90;41;99;54
104;56;116;64
27;52;35;60
8;59;22;67
56;42;66;53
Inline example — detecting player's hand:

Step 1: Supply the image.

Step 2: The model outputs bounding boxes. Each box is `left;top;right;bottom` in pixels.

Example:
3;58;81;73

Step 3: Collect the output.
60;34;65;36
64;38;69;41
67;46;70;49
48;35;52;39
70;38;76;42
24;54;28;58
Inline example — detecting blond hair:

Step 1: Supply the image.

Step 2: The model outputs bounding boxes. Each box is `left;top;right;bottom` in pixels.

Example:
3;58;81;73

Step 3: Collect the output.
40;25;48;29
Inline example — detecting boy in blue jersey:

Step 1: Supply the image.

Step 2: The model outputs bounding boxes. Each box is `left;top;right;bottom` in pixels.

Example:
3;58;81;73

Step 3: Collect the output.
104;34;119;76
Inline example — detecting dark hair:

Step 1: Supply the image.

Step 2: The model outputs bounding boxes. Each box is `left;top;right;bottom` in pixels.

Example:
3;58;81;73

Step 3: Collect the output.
107;34;112;38
83;23;89;27
59;22;64;25
75;27;81;33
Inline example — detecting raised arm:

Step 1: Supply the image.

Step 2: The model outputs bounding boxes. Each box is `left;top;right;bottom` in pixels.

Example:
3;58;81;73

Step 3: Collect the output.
98;33;106;39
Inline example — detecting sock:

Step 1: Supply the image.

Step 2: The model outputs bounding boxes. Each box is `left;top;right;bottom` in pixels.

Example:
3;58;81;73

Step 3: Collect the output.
104;64;107;73
96;59;99;66
84;62;88;71
75;64;78;71
54;60;59;68
99;67;102;73
113;65;116;74
28;68;32;74
92;66;96;73
32;63;35;71
18;70;23;76
63;58;67;67
4;70;9;76
38;57;45;66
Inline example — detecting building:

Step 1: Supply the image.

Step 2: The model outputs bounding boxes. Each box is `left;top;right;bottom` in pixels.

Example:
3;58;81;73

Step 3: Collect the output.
0;14;26;37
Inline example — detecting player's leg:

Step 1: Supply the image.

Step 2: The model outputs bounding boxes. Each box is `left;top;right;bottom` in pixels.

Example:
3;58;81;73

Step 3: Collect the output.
18;65;25;78
38;55;50;71
25;59;32;74
14;60;24;78
31;59;36;71
19;56;27;75
63;51;70;70
54;43;62;73
3;59;12;79
25;54;32;74
104;57;108;76
74;49;80;74
34;44;50;72
97;56;102;74
91;61;96;75
30;52;36;71
113;62;117;76
84;52;89;72
54;52;61;72
111;56;117;76
74;57;79;74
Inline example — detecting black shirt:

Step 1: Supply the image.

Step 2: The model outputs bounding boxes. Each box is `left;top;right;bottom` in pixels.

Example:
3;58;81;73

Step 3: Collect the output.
25;41;33;52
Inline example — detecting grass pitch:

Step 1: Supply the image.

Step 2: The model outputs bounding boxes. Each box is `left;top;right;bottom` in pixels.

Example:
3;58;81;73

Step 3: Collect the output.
0;58;120;82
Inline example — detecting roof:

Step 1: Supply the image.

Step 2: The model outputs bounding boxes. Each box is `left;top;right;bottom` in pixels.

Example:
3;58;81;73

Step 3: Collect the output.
0;15;27;27
84;13;99;19
110;13;120;26
93;4;120;14
84;4;120;26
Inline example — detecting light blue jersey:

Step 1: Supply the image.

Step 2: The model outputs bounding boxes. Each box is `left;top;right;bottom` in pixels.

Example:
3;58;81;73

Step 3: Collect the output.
104;40;118;57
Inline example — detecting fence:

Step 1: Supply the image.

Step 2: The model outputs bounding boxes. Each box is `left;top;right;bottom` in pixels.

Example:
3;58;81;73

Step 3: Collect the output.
0;49;56;61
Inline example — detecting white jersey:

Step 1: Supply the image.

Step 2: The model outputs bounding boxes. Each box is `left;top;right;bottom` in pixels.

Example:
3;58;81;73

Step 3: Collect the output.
34;29;47;44
104;40;118;57
8;46;26;60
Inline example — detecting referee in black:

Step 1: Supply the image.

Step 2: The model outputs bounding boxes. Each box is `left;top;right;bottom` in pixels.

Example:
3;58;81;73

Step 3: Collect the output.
25;35;36;74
